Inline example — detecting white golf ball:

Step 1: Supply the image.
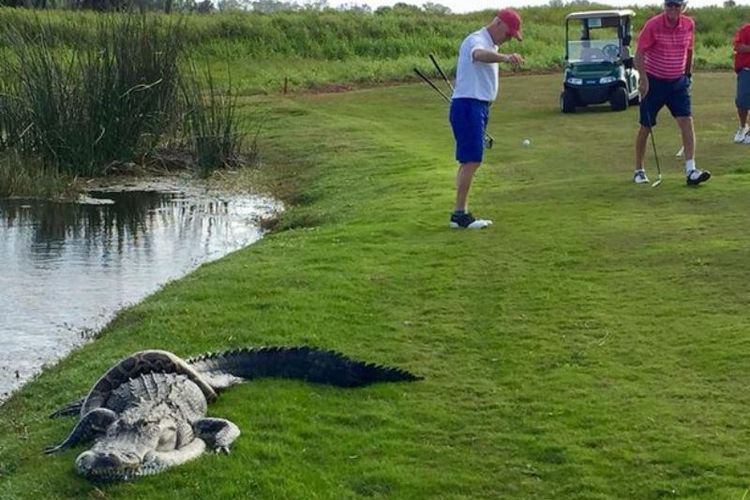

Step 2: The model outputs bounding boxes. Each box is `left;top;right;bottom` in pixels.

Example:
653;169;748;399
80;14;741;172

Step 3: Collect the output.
522;138;531;147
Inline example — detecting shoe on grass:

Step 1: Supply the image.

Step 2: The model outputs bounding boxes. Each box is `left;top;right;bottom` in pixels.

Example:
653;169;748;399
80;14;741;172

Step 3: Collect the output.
734;125;749;143
449;212;492;229
686;169;711;186
633;170;649;184
743;134;750;145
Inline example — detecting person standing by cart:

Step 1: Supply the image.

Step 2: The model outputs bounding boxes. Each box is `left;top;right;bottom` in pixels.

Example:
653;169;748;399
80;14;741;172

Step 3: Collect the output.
732;20;750;143
632;0;710;186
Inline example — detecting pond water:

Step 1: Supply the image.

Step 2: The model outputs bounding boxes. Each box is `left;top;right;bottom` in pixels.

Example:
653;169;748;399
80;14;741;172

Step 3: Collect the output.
0;183;279;402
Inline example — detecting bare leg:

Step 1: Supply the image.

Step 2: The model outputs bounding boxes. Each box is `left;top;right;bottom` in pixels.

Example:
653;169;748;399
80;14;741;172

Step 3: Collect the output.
676;116;695;162
454;162;481;212
635;125;651;169
739;108;749;128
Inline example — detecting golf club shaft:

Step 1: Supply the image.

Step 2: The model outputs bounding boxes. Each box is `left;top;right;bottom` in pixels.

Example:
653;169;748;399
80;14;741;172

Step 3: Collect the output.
414;68;451;103
429;53;455;92
645;108;661;178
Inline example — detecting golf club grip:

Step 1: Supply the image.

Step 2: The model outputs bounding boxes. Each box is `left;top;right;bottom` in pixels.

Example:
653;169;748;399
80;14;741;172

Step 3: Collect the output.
428;53;454;92
413;68;451;103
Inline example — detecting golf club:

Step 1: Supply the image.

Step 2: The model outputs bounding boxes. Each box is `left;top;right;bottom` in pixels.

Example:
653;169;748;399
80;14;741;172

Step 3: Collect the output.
413;67;451;104
644;107;662;187
413;65;495;149
429;53;454;93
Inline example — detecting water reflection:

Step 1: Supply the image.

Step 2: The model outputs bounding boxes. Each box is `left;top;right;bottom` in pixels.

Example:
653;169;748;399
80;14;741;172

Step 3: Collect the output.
0;189;279;401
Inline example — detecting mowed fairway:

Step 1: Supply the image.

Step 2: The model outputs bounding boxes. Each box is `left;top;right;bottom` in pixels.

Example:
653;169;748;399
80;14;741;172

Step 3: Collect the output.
1;72;750;499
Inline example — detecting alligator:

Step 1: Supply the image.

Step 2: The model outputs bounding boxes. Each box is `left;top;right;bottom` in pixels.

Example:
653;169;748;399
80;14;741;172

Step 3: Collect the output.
44;346;421;481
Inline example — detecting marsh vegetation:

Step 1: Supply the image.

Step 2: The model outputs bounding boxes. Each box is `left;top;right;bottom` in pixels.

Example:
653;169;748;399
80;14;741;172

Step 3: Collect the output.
0;13;248;197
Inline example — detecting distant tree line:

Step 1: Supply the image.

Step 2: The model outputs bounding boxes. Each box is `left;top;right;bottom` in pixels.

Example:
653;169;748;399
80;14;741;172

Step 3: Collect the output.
0;0;452;14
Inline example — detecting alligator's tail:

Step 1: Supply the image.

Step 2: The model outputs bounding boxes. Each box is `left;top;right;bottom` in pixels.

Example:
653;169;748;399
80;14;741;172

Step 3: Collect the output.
186;346;422;390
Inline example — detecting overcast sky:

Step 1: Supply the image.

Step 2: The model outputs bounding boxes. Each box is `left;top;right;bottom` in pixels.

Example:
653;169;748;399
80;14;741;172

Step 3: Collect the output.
330;0;743;13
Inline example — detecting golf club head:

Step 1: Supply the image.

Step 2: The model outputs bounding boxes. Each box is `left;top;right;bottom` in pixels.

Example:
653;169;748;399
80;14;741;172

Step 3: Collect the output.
484;137;494;149
651;175;663;188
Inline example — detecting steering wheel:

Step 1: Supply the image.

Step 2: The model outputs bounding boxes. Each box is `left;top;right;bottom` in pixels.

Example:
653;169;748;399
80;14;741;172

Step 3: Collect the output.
601;44;620;60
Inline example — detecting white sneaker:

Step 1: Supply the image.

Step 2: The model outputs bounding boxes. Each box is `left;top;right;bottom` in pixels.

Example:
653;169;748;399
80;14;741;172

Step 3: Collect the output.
686;169;711;186
449;212;493;229
633;170;649;184
734;126;749;143
743;134;750;145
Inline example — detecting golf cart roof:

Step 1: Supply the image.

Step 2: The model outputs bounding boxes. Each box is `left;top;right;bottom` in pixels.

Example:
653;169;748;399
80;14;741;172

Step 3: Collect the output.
565;10;635;21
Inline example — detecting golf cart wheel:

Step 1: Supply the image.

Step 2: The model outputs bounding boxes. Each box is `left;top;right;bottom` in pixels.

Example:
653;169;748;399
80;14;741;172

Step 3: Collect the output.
560;90;576;114
629;93;640;105
610;86;628;111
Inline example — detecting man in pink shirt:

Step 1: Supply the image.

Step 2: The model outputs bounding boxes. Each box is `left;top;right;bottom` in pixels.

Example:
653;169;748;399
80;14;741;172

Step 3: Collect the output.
632;0;710;186
732;21;750;143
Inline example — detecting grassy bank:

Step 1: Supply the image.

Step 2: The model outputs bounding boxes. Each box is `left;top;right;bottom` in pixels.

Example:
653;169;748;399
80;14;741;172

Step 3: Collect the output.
1;6;748;94
1;72;749;498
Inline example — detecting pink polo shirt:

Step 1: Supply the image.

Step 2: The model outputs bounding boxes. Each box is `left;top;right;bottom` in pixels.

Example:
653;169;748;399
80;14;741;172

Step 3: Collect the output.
734;23;750;72
637;13;694;80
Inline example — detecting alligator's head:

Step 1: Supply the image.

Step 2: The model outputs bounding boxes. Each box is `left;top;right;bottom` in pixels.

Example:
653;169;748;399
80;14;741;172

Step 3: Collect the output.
75;404;205;481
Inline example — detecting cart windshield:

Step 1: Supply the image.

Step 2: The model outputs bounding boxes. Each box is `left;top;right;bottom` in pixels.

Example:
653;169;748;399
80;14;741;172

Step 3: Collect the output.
567;38;621;63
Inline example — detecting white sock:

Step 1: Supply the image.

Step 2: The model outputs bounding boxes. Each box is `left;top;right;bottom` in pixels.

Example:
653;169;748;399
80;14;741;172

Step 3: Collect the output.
685;159;695;174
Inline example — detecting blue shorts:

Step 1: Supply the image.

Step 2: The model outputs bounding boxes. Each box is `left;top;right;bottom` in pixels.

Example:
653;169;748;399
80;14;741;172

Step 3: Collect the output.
639;74;691;127
449;98;490;163
736;68;750;109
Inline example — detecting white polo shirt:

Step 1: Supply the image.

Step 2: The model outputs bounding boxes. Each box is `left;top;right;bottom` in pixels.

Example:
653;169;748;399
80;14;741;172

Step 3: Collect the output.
452;28;499;102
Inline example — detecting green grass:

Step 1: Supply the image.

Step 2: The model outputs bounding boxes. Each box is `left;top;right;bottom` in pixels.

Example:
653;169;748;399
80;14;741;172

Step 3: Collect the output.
2;72;750;498
2;6;749;94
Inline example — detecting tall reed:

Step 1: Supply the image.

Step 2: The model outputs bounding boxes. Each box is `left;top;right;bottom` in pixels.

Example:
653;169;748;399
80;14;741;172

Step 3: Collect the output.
0;151;76;198
181;65;247;178
0;15;185;176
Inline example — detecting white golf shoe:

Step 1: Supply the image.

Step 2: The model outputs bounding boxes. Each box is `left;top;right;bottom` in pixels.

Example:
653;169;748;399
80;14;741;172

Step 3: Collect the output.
686;169;711;186
633;170;650;184
449;212;492;229
734;125;749;143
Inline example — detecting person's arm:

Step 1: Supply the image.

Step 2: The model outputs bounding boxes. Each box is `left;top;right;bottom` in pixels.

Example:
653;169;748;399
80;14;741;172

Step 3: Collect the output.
634;21;652;96
735;31;750;53
685;20;695;85
634;49;646;75
472;48;523;66
635;49;648;96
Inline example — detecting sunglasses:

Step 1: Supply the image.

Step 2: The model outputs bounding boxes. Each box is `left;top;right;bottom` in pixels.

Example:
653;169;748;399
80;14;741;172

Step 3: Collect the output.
665;1;683;6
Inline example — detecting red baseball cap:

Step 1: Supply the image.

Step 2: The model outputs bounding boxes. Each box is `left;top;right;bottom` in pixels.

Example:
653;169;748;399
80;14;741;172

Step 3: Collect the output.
497;8;523;41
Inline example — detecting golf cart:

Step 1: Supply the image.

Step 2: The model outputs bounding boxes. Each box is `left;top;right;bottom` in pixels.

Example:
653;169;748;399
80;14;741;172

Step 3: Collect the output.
560;10;640;113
